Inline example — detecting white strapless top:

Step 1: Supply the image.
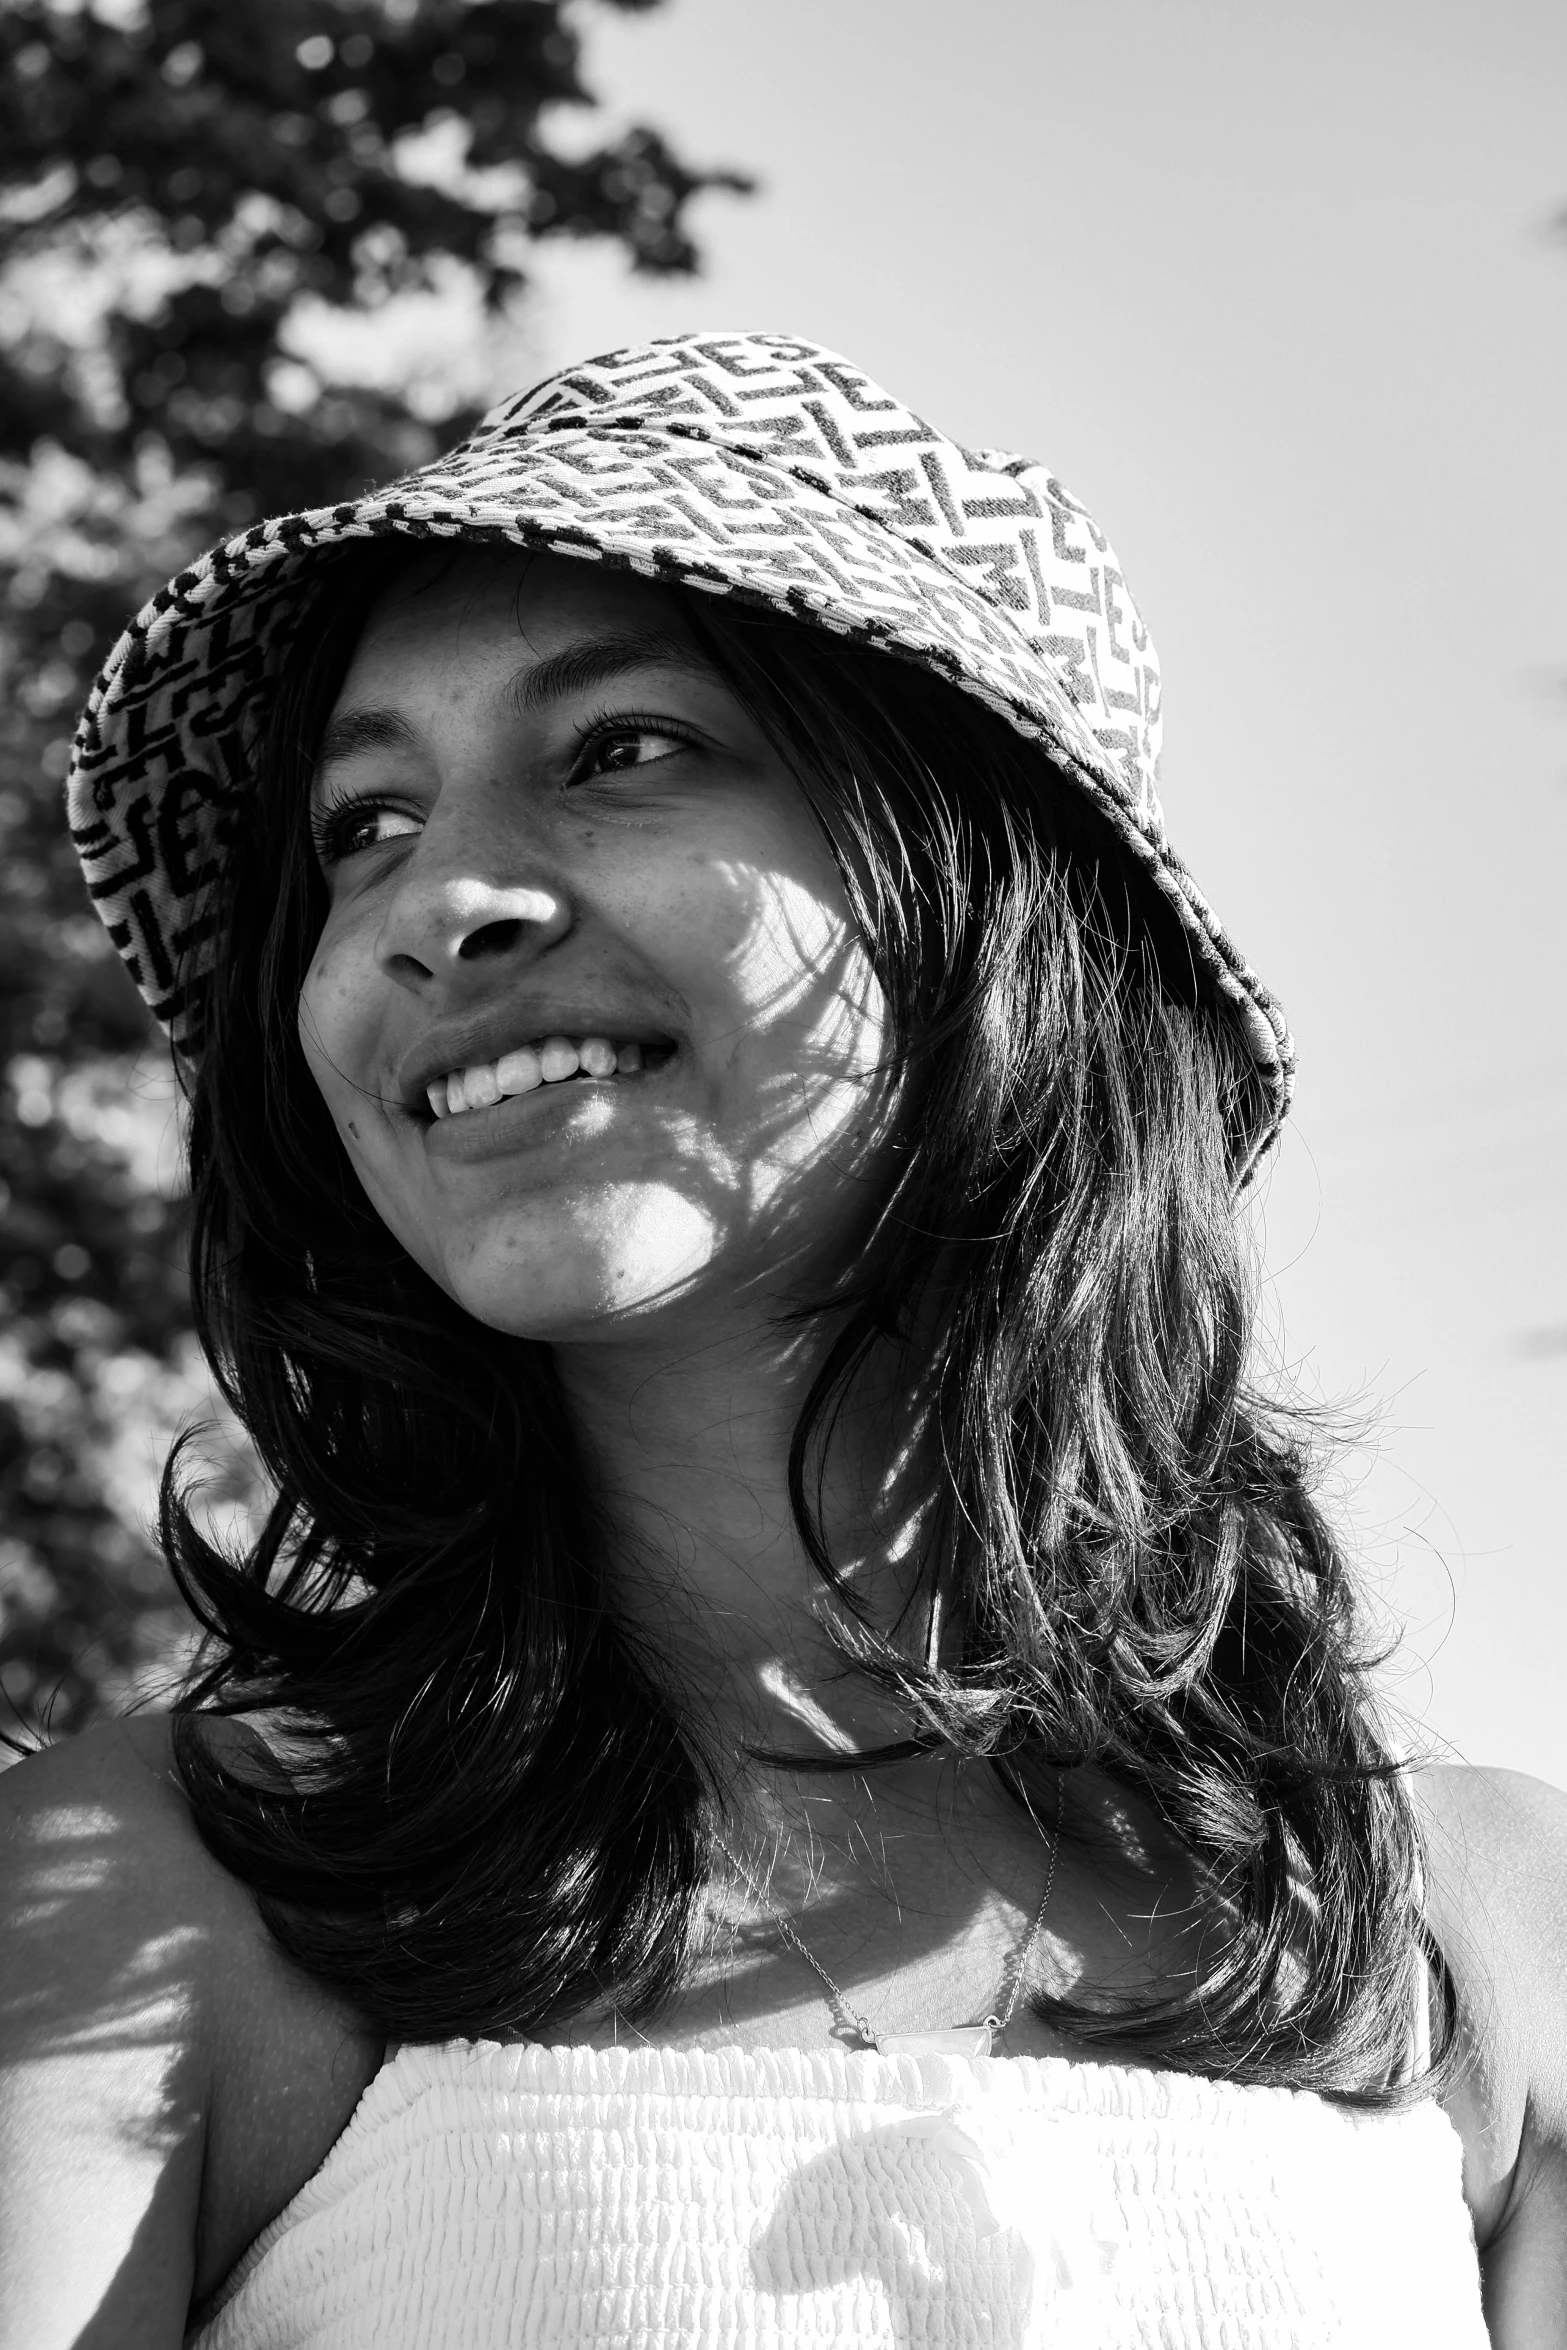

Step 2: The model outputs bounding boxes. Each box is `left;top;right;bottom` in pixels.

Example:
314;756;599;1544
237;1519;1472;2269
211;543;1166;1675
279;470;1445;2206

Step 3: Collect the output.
188;2037;1488;2348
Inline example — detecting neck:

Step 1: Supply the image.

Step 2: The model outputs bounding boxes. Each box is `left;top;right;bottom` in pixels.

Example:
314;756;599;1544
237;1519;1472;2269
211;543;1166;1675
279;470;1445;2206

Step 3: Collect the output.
550;1298;937;1778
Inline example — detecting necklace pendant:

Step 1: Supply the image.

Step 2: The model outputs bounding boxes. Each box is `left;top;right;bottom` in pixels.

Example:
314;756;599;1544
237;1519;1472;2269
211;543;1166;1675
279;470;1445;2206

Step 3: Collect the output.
875;2023;995;2058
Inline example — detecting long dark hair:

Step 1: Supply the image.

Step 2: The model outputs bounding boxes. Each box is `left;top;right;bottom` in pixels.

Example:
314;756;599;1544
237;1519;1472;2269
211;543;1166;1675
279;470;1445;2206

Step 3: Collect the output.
166;540;1451;2101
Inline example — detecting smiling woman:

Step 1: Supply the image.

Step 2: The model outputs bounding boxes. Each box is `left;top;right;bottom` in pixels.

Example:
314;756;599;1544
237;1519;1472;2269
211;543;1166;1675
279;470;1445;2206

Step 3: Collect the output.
290;549;897;1342
5;336;1555;2347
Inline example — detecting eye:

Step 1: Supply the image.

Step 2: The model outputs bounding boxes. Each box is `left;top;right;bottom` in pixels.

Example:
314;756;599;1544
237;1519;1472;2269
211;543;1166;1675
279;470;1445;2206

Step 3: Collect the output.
574;717;698;782
311;794;422;865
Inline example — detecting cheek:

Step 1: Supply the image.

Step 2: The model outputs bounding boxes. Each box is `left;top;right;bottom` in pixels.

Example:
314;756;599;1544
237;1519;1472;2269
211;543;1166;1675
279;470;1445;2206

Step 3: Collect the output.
670;855;862;1033
296;935;373;1113
708;865;886;1088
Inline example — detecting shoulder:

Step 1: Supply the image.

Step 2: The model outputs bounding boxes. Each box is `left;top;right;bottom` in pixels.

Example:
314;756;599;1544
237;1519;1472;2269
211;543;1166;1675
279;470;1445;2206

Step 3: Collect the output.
1;1714;221;2341
1410;1762;1567;2336
1413;1761;1567;2149
2;1709;269;1956
0;1714;381;2329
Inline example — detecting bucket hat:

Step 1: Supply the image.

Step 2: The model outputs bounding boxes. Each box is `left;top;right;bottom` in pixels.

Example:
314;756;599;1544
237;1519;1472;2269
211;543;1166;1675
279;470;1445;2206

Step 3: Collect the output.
65;330;1293;1174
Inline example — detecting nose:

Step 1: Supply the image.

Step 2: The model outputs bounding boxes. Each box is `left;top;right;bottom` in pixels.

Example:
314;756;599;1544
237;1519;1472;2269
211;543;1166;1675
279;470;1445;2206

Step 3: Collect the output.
374;862;573;991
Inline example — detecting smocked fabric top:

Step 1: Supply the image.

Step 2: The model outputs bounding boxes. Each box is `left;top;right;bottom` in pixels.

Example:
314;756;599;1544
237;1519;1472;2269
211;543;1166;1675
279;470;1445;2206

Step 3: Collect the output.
188;2037;1488;2349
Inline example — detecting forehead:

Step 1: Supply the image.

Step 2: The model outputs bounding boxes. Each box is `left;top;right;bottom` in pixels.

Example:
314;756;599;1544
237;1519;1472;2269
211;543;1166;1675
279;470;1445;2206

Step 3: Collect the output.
340;543;695;684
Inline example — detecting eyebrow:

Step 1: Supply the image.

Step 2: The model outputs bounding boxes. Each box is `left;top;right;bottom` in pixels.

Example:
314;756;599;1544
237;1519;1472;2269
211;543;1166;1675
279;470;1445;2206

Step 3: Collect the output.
502;628;712;716
313;628;715;785
314;708;419;775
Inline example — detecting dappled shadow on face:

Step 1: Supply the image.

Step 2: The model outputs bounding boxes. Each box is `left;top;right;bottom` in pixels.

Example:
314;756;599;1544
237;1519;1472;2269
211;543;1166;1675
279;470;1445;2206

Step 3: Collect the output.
575;846;906;1343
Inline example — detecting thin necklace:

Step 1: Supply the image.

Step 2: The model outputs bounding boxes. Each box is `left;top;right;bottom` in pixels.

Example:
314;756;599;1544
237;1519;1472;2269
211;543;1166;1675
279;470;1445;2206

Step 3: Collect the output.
714;1773;1062;2059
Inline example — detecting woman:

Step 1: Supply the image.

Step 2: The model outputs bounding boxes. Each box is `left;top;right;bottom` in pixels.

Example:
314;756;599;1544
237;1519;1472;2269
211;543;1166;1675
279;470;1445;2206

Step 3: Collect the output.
3;335;1560;2345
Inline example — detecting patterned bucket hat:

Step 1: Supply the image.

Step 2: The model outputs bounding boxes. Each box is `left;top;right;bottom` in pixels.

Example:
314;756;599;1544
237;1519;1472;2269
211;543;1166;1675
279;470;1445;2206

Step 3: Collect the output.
66;330;1293;1173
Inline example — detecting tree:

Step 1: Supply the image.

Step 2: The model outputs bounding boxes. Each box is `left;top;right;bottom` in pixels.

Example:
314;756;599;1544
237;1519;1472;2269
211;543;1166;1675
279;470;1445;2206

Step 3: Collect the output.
0;0;749;1744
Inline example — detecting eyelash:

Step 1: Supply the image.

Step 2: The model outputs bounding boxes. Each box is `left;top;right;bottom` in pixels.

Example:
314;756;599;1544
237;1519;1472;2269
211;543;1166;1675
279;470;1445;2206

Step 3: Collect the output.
309;786;401;867
308;712;703;866
571;709;704;783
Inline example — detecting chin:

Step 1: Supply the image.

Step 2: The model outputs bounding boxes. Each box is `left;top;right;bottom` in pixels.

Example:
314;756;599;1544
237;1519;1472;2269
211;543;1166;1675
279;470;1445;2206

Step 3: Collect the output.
432;1184;725;1343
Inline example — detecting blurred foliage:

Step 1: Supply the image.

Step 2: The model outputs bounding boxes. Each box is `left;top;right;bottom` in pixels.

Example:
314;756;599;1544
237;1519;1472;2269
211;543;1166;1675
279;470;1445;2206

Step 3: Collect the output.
0;0;749;1744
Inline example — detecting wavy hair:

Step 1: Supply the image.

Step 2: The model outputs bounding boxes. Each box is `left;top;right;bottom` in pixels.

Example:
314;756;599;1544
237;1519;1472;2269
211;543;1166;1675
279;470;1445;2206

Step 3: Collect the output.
165;543;1451;2102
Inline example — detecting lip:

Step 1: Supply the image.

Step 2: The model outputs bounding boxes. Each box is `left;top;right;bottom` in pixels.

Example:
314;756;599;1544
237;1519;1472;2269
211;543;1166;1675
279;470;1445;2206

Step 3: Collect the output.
417;1054;674;1162
396;1008;682;1112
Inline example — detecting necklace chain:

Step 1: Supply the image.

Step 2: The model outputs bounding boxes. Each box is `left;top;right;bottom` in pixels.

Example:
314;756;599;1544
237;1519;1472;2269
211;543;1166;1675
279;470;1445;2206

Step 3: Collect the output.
714;1772;1062;2054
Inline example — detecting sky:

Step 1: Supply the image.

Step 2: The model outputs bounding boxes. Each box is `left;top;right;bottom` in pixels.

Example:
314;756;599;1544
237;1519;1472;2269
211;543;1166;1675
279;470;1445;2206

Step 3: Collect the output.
487;0;1567;1781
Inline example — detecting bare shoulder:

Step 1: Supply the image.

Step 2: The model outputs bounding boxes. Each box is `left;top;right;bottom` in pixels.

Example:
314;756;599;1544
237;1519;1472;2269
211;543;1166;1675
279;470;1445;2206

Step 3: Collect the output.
1412;1762;1567;2131
1410;1761;1567;2342
3;1711;276;1967
0;1715;381;2340
1;1714;219;2344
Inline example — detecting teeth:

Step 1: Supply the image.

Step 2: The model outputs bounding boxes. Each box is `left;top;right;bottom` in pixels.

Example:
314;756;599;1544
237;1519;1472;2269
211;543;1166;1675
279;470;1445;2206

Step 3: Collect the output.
428;1035;660;1119
495;1045;543;1095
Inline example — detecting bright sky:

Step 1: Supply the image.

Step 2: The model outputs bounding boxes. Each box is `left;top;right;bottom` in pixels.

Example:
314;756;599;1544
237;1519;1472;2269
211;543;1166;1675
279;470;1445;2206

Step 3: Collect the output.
500;0;1567;1781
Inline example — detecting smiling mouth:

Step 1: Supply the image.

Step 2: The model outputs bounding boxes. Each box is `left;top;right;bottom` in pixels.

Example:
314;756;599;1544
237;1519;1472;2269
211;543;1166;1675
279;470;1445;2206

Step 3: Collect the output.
422;1034;678;1121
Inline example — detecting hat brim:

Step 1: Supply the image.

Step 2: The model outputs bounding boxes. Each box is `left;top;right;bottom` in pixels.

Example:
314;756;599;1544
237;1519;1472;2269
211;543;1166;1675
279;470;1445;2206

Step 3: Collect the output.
66;421;1293;1179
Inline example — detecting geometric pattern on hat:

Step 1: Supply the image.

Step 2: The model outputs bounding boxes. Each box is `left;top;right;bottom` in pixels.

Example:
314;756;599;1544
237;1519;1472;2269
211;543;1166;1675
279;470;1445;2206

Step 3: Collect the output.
66;330;1293;1173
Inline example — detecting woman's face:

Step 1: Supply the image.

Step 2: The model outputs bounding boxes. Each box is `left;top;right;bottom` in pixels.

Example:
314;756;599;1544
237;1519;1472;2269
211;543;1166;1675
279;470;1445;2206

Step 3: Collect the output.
298;548;898;1342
